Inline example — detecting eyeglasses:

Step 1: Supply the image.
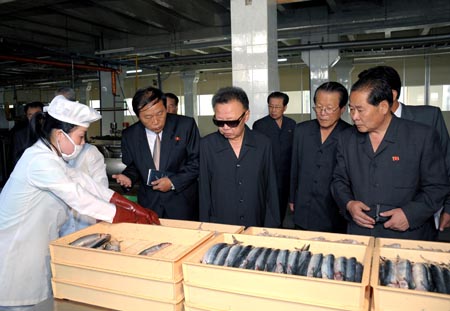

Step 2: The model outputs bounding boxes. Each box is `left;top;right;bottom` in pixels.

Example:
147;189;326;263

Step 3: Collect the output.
312;106;340;114
212;111;247;128
268;105;284;110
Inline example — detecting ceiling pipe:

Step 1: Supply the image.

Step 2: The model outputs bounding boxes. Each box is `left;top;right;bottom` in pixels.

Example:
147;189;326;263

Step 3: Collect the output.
139;34;450;65
0;55;118;72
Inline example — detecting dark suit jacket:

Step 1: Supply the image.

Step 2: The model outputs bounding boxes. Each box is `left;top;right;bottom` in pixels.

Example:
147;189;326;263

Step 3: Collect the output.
121;114;200;220
400;103;450;213
290;119;350;232
199;126;280;228
331;116;449;240
253;115;296;214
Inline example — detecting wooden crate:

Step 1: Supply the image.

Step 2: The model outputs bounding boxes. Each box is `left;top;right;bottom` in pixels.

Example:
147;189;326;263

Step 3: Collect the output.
184;302;227;311
50;222;213;282
244;226;374;246
184;282;370;311
52;279;183;311
160;218;244;234
376;237;450;252
182;233;373;311
51;262;183;301
371;245;450;311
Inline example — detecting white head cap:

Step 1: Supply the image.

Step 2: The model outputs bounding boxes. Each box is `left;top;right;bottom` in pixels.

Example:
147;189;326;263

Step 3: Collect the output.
47;95;101;127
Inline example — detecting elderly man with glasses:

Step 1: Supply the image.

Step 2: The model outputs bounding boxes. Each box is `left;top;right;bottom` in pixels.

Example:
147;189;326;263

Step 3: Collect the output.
199;86;280;228
289;82;351;233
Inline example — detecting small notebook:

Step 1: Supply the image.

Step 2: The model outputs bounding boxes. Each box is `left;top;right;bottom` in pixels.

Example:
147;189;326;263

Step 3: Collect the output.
147;169;168;186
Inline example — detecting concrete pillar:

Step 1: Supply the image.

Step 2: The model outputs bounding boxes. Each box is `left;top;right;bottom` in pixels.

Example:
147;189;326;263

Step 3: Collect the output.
302;49;340;119
0;88;9;129
99;71;125;136
333;58;354;124
181;71;199;123
230;0;279;126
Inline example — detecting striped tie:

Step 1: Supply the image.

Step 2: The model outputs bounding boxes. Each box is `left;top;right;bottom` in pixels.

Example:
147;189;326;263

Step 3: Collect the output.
153;134;161;170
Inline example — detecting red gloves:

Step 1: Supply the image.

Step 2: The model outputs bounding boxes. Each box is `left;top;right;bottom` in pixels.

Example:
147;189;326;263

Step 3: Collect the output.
110;192;160;225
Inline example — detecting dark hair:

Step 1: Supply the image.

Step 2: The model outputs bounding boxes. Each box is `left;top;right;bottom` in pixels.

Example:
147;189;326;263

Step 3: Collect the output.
165;92;179;106
357;66;401;100
30;112;77;151
351;77;393;108
314;82;349;108
24;101;44;114
132;86;166;116
212;86;249;110
55;87;76;101
267;91;289;106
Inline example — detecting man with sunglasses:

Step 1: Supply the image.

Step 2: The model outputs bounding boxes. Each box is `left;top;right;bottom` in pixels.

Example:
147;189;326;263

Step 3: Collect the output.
199;86;280;228
253;92;296;225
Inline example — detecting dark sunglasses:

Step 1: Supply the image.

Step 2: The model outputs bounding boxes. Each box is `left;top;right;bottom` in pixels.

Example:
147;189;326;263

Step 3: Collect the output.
212;111;247;128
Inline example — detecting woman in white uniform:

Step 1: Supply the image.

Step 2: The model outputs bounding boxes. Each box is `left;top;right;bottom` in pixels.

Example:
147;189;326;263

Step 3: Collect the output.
60;143;109;236
0;96;160;310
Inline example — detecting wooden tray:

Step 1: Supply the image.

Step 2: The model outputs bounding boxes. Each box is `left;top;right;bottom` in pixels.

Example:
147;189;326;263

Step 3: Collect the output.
50;222;213;281
182;233;372;311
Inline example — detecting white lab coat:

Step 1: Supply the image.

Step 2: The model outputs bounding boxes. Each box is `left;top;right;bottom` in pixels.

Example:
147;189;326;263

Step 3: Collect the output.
60;143;109;236
0;140;116;307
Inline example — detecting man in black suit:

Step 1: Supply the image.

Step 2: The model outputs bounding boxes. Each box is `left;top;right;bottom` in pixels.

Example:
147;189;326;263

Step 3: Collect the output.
331;77;449;240
253;91;296;224
358;66;450;232
199;86;280;228
113;87;200;220
289;82;350;233
11;101;44;165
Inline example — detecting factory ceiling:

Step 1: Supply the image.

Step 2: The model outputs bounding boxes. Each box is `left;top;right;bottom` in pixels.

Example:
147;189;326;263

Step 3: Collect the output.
0;0;450;89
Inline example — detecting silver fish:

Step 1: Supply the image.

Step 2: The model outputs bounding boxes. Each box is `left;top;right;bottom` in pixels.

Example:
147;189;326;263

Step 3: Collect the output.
274;249;289;274
321;254;335;280
443;267;450;294
383;259;398;287
202;243;228;264
296;250;312;276
334;256;347;281
240;247;263;269
139;242;172;256
286;250;300;275
213;245;231;265
233;245;253;268
355;262;364;283
345;257;357;282
307;253;323;278
254;248;272;271
100;239;121;252
224;244;243;267
396;259;413;289
70;233;111;248
264;249;280;272
429;264;447;294
412;263;431;291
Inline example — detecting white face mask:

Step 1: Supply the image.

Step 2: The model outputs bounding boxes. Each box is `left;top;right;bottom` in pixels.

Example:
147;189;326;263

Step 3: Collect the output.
57;130;83;161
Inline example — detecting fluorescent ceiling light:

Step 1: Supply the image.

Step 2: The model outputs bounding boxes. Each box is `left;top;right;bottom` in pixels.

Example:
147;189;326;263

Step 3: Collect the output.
126;69;143;74
330;55;341;67
95;47;134;55
183;36;229;45
277;58;287;62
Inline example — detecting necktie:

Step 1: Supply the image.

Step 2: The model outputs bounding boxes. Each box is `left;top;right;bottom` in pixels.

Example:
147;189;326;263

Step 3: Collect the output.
153;133;161;170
